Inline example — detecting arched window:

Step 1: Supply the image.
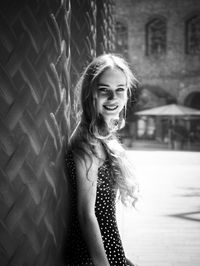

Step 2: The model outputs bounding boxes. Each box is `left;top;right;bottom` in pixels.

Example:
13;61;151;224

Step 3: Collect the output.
115;21;128;58
146;17;166;56
186;14;200;54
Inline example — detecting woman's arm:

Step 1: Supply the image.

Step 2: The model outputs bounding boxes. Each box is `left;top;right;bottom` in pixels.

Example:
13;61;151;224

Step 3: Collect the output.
75;154;110;266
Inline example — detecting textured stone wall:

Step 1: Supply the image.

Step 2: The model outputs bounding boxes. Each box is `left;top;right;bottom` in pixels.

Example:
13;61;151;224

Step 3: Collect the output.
0;0;115;265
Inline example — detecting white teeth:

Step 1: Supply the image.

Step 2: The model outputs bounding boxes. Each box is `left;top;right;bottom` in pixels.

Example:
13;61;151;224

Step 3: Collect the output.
103;105;118;111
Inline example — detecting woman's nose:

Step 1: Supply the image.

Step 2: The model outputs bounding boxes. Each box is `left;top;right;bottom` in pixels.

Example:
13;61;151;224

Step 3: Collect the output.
107;90;115;100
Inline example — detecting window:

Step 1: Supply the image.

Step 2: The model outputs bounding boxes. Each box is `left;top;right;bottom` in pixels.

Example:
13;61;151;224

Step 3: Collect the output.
186;15;200;54
146;17;166;56
115;21;128;58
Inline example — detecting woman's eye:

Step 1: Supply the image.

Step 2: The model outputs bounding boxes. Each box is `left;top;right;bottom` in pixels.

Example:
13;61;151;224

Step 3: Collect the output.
117;87;125;92
98;87;107;93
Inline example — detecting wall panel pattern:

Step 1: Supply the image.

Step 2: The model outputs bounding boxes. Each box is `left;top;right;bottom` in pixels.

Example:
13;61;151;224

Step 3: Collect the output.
97;0;115;56
0;0;115;265
70;0;97;95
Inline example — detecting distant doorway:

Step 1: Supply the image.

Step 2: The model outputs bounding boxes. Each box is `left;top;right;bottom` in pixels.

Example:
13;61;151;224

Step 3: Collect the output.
185;92;200;110
185;92;200;148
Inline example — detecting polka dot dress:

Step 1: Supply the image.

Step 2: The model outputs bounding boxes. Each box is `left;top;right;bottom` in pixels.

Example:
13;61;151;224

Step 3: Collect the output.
65;152;130;266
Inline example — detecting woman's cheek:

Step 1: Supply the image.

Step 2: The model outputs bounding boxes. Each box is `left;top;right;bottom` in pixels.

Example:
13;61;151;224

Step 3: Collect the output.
121;93;127;104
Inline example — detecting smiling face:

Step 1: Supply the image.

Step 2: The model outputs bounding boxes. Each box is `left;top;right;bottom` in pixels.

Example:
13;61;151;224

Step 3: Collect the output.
96;67;128;125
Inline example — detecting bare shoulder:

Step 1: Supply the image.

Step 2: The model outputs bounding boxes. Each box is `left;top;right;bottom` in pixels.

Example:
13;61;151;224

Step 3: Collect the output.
73;149;99;183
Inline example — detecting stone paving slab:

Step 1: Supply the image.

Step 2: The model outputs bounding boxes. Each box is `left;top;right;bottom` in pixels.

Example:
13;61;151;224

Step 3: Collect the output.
117;151;200;266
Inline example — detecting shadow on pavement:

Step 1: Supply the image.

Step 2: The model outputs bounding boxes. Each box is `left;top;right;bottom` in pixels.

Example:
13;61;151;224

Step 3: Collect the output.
177;186;200;197
168;187;200;222
168;211;200;222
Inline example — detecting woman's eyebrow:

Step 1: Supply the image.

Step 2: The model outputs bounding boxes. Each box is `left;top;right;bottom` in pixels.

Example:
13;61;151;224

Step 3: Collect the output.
117;84;126;87
97;83;109;87
97;83;126;87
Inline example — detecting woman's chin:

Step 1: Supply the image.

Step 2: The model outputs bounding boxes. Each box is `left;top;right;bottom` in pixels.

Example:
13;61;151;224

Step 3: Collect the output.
103;113;119;124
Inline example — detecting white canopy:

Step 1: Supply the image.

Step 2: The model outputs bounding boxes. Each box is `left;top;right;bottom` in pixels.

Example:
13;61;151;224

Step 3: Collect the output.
135;104;200;116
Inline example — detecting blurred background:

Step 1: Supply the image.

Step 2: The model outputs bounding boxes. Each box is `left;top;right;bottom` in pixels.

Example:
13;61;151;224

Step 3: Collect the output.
0;0;199;266
114;0;200;151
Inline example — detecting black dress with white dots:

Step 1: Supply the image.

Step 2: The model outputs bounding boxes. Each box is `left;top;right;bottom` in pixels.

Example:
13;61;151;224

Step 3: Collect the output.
65;151;130;266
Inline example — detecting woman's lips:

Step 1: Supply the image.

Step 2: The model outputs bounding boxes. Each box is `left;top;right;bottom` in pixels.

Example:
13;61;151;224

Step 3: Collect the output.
103;105;118;111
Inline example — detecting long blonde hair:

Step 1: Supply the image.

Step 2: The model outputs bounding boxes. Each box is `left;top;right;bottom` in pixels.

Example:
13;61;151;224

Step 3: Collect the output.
68;53;139;207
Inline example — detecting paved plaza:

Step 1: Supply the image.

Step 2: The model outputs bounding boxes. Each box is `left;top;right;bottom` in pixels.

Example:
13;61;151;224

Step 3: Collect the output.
117;150;200;266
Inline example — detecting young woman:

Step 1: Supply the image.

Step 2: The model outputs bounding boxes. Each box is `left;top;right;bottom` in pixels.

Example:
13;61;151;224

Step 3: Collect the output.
65;54;138;266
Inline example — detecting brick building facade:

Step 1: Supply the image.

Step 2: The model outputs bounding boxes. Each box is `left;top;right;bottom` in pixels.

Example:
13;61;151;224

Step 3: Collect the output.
115;0;200;147
115;0;200;109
